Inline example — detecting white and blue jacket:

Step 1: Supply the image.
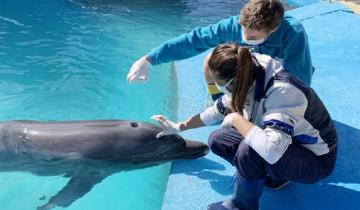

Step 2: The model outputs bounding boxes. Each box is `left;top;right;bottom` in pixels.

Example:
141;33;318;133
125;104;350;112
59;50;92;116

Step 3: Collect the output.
200;54;337;164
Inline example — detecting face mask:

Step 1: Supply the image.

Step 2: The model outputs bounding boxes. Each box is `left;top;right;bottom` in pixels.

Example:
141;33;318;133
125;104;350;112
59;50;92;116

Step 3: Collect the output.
215;78;233;97
242;30;266;46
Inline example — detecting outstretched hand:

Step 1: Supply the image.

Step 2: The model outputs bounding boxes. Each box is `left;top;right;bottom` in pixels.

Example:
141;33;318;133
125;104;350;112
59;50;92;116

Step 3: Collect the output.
151;115;181;138
127;56;151;83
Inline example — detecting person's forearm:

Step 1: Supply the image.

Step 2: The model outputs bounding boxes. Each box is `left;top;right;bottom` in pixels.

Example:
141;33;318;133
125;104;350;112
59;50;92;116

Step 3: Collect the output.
147;16;241;66
179;114;206;131
232;113;254;137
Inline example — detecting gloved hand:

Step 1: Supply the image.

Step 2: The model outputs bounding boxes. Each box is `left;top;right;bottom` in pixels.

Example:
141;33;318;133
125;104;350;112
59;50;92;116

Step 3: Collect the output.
151;115;181;138
127;56;151;83
221;112;240;128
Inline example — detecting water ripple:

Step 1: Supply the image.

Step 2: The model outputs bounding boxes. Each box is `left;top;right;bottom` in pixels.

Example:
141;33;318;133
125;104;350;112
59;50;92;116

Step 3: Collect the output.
0;16;25;27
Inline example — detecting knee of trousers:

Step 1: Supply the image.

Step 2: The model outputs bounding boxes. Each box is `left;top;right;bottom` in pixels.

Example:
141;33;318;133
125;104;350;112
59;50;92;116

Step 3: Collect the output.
234;143;267;180
208;129;227;152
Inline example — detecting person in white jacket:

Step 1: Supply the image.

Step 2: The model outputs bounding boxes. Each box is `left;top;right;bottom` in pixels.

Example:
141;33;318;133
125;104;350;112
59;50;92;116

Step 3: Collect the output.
151;43;337;210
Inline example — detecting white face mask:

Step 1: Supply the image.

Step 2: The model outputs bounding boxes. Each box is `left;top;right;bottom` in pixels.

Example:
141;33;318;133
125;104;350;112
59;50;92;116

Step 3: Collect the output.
242;30;266;46
215;78;233;97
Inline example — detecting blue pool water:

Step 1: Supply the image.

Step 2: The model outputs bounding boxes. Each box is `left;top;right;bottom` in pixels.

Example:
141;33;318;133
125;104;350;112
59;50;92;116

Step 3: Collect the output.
0;0;247;209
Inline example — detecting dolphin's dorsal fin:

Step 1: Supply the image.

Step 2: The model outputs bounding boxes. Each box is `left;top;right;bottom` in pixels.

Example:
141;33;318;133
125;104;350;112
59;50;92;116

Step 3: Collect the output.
37;171;108;210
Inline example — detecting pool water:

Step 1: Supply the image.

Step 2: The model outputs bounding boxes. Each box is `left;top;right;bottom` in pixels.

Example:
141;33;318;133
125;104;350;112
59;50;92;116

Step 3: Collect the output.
0;0;247;209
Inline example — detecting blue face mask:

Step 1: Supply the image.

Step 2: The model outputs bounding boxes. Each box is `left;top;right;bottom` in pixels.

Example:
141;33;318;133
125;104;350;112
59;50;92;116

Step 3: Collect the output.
215;78;233;97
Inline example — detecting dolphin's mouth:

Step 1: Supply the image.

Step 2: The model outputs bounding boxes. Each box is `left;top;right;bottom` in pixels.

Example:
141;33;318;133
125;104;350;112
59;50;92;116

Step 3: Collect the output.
167;139;209;160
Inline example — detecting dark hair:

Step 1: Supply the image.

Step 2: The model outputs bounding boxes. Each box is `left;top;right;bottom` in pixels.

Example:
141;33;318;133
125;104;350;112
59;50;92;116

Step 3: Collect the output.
208;43;257;114
240;0;284;32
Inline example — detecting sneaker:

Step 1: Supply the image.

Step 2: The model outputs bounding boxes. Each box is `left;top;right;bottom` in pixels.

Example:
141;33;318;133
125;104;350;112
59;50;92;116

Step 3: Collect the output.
207;200;240;210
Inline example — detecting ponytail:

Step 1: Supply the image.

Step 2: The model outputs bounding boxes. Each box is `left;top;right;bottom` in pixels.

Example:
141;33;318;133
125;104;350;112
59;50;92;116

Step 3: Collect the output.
231;47;255;114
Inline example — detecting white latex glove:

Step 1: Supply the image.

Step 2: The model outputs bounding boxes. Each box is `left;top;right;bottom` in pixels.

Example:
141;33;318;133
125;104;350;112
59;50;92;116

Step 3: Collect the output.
127;56;151;83
151;115;181;138
221;112;240;128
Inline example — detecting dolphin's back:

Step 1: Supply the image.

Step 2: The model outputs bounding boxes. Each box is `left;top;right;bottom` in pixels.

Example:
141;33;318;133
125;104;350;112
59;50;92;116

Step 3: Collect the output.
1;120;163;160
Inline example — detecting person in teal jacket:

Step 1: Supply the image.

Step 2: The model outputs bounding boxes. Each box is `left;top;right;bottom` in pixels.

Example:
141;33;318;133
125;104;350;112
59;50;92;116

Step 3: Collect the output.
127;0;314;100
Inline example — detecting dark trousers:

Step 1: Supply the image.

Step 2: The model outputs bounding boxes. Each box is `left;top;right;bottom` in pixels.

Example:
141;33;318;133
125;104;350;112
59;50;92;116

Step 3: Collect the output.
208;127;337;183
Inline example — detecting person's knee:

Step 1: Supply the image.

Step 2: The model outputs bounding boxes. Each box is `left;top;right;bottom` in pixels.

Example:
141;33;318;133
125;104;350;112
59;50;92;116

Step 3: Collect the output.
208;129;224;151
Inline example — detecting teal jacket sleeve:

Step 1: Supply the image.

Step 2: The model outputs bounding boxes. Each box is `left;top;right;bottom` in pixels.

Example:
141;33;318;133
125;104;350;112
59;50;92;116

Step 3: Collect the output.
147;16;242;65
282;24;314;85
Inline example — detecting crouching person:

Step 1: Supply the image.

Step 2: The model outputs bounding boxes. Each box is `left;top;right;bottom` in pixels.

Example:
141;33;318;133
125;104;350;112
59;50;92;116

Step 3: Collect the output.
152;43;337;210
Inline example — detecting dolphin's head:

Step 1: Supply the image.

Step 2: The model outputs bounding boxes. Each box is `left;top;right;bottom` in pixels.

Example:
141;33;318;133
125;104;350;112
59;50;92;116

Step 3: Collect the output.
122;122;209;163
155;134;209;161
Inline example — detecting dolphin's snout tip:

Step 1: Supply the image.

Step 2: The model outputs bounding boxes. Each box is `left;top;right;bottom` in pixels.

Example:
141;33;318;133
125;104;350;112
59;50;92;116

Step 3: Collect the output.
181;139;209;159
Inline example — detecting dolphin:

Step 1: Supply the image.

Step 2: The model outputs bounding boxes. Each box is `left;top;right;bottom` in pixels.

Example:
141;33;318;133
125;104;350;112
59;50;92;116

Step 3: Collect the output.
0;120;209;210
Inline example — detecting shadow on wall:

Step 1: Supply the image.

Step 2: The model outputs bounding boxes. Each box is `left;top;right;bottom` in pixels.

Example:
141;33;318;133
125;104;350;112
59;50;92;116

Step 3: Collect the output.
171;121;360;210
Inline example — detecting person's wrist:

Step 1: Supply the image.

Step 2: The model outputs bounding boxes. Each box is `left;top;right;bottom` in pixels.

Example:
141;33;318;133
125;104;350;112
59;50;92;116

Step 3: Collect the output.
177;123;185;132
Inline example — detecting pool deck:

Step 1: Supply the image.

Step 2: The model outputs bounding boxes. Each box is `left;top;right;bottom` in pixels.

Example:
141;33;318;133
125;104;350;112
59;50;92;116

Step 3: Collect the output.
162;1;360;210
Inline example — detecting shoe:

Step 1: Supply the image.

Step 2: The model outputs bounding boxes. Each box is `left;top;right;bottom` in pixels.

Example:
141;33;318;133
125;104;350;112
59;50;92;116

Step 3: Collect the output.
207;200;240;210
264;176;289;189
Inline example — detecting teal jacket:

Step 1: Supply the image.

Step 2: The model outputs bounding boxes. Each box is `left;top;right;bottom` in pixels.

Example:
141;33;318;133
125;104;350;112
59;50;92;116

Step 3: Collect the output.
147;15;314;85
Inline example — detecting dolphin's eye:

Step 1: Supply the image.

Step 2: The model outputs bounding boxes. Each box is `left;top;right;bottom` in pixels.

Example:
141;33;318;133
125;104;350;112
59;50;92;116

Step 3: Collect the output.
130;122;138;127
